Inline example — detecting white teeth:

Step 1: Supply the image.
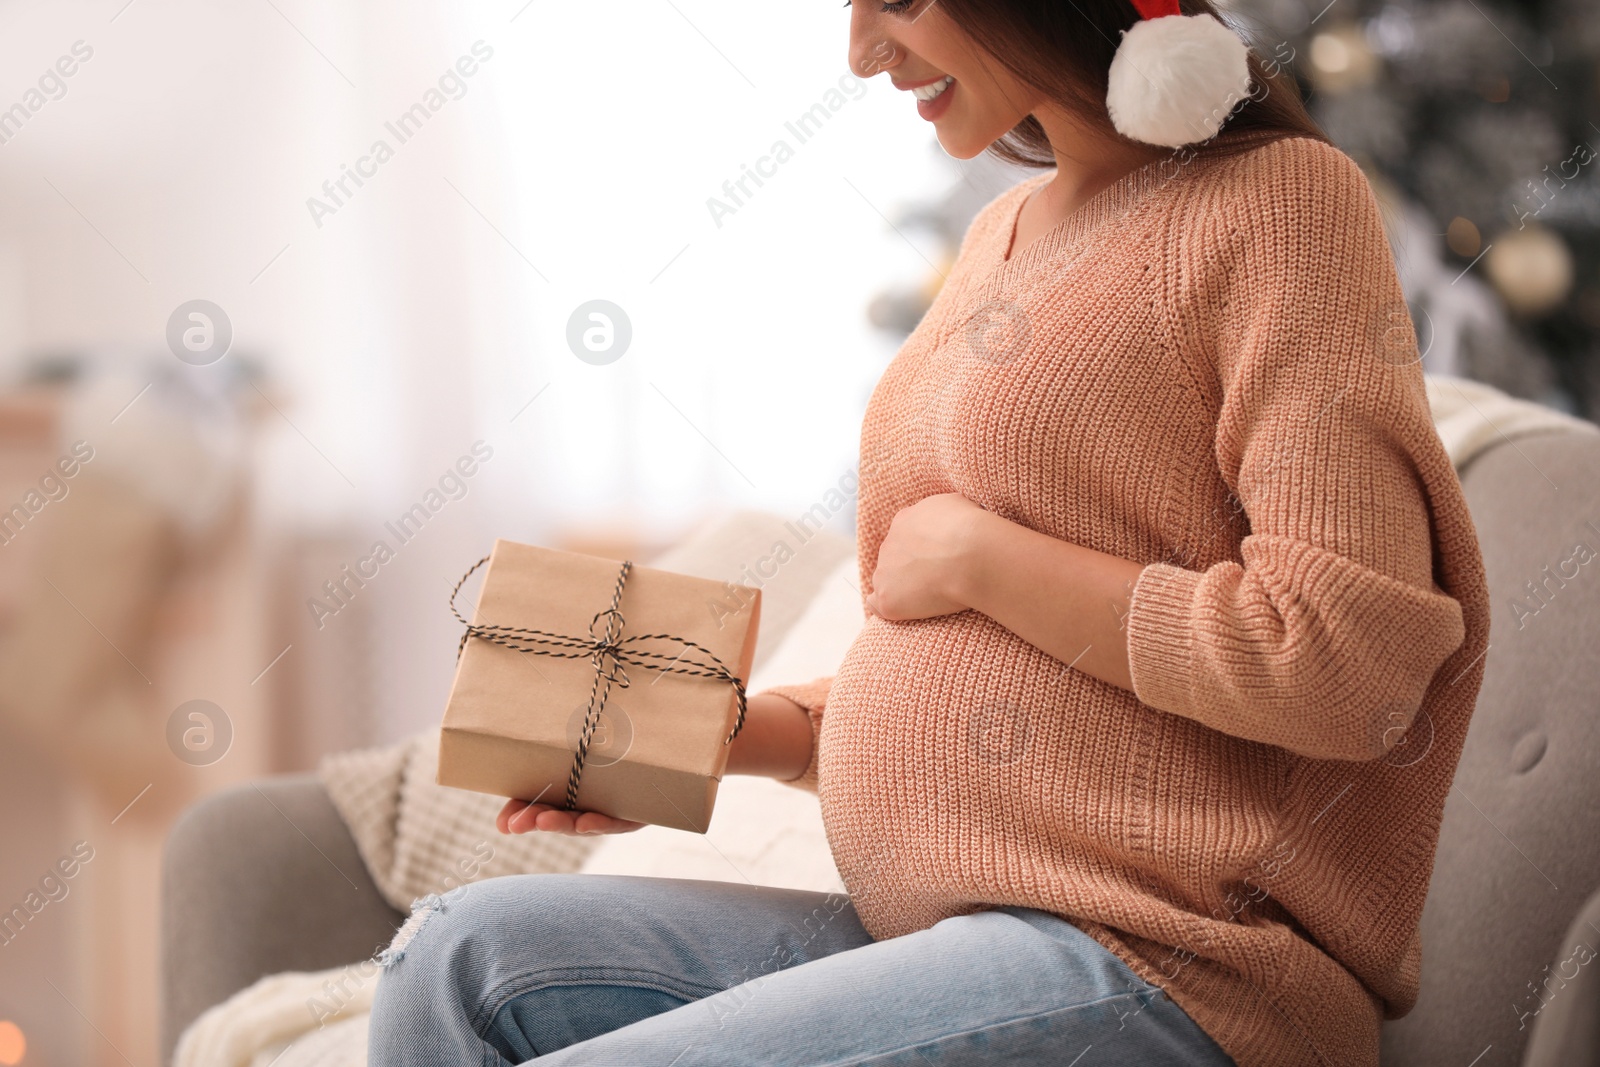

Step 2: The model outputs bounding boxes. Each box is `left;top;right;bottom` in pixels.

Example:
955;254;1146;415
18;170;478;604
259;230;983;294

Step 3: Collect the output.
911;76;954;102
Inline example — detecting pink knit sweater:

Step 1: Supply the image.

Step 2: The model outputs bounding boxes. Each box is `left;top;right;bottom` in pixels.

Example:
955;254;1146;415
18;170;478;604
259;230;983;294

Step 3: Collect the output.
754;135;1490;1067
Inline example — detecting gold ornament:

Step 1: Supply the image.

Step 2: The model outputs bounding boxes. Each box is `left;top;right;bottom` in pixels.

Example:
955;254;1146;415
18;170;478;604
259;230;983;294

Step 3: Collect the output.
1307;24;1380;94
1485;224;1573;316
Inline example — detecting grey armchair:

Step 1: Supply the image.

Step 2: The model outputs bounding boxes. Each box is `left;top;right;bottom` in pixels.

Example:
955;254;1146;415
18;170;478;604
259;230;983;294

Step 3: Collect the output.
162;428;1600;1066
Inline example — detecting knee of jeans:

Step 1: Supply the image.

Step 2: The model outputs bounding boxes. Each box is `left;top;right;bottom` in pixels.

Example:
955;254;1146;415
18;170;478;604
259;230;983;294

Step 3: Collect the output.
377;892;452;969
376;874;592;972
369;887;489;1032
367;894;452;1035
378;877;510;968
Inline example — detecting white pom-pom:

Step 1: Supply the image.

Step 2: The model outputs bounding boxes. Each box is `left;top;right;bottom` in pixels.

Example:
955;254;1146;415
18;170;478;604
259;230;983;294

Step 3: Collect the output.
1106;13;1252;148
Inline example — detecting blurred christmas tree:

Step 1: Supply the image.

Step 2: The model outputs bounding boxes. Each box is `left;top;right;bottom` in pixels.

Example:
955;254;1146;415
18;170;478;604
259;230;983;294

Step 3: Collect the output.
1224;0;1600;415
868;0;1600;417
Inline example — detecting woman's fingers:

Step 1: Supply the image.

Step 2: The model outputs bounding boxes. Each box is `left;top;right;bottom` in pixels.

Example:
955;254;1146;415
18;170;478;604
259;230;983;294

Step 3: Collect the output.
495;797;523;835
497;798;646;836
574;811;647;834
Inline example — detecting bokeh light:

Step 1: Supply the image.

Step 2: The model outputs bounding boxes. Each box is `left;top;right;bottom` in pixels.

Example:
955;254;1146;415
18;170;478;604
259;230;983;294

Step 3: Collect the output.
0;1020;27;1066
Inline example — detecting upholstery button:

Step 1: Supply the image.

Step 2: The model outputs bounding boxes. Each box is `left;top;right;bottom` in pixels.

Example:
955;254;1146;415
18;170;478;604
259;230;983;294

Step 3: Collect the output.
1509;731;1547;773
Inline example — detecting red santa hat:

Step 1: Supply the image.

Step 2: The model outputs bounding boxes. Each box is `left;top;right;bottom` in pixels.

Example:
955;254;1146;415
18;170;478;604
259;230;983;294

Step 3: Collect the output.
1106;0;1254;148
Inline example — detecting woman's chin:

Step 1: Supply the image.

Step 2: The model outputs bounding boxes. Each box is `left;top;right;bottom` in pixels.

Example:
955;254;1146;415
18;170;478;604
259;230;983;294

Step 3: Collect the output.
926;108;1015;159
934;127;995;160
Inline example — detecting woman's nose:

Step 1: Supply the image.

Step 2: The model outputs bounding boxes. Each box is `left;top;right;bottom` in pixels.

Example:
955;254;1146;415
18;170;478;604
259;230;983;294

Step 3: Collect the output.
847;12;900;79
851;38;900;78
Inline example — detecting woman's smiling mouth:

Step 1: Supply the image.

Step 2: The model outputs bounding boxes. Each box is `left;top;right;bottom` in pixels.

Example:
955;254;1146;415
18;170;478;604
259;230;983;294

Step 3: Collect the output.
900;74;955;120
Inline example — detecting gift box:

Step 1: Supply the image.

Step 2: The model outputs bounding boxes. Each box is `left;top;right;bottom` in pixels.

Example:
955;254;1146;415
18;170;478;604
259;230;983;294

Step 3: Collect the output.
436;538;761;833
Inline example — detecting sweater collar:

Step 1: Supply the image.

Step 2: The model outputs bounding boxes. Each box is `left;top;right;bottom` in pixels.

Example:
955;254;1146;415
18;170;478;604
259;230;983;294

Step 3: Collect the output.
975;155;1180;305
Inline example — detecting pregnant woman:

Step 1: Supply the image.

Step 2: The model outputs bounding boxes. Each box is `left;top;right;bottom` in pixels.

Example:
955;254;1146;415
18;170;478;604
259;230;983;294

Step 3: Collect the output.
369;1;1489;1064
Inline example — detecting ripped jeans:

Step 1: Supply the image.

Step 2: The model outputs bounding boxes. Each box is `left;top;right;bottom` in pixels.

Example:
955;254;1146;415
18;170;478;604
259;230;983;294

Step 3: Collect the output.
366;873;1237;1066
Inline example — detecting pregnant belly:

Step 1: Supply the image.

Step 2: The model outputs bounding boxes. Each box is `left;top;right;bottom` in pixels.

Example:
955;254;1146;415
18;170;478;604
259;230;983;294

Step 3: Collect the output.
817;609;1141;840
832;611;1037;765
816;610;1295;913
811;609;1171;930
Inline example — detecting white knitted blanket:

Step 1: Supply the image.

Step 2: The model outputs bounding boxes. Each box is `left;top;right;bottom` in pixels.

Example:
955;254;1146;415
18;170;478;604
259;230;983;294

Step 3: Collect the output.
174;374;1596;1067
318;729;600;914
1424;373;1598;469
170;964;376;1067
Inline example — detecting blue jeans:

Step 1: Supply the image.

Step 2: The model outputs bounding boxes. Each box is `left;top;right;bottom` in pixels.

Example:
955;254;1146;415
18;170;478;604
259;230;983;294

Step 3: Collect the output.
367;873;1236;1066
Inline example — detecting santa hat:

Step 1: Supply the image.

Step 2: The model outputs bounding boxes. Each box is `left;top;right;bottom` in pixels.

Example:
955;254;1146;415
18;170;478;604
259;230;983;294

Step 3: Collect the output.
1105;0;1253;148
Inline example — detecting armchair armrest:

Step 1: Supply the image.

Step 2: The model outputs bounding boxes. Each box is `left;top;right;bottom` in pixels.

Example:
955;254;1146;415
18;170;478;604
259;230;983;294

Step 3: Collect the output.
159;773;404;1065
1523;884;1600;1067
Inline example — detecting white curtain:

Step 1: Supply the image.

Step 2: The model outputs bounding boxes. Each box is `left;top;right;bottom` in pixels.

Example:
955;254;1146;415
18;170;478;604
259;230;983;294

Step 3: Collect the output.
0;0;953;740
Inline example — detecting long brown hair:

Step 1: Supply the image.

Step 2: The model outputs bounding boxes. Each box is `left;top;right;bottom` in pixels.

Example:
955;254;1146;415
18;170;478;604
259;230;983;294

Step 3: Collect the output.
931;0;1330;167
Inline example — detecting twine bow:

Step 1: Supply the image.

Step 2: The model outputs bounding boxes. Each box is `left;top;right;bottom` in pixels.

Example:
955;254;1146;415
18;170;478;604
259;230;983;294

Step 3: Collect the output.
449;555;749;812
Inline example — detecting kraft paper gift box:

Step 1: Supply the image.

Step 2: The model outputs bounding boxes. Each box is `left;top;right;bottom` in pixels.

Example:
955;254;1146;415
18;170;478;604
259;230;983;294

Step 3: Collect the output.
437;538;761;834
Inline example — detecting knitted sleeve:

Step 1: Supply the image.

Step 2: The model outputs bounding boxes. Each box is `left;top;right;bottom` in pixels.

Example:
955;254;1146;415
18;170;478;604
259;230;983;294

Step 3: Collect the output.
749;676;832;793
1124;140;1468;762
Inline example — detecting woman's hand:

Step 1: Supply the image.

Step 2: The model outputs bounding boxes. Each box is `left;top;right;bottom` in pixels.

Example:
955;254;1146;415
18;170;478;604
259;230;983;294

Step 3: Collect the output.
864;492;989;621
495;797;646;836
